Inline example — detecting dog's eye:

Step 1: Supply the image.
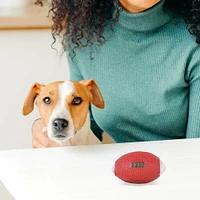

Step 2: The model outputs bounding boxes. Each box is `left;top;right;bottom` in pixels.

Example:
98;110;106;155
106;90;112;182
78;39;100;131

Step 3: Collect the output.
72;97;82;105
43;97;51;105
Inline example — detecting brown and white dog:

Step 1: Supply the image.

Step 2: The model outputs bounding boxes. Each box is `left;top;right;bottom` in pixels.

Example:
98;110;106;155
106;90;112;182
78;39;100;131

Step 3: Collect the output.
22;79;104;146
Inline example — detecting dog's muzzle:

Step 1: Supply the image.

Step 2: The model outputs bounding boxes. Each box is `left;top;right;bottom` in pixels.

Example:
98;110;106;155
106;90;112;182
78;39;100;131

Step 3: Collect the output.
52;118;68;139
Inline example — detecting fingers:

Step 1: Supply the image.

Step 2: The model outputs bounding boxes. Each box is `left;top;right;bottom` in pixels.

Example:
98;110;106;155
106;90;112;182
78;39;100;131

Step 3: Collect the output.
32;119;60;148
34;131;60;148
48;139;60;147
33;134;60;148
32;140;46;148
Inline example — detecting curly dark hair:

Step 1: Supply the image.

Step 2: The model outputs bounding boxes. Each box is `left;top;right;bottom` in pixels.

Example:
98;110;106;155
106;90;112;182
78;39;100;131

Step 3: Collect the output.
36;0;200;56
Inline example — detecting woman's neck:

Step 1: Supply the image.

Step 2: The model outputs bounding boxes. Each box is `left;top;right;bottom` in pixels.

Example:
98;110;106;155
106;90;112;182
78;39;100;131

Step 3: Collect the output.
119;0;161;13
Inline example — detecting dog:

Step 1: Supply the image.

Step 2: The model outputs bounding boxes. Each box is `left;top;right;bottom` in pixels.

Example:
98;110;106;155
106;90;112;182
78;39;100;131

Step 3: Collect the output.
22;79;104;146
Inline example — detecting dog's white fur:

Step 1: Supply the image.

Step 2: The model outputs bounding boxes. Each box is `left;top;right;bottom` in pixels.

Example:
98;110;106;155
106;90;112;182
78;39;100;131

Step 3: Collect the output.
48;82;75;144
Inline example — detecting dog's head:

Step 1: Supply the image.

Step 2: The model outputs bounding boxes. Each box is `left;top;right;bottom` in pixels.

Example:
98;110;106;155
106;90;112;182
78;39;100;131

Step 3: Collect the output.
22;79;104;144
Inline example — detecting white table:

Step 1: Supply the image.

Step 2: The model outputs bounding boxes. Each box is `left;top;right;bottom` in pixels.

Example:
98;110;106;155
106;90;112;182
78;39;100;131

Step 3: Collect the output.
0;138;200;200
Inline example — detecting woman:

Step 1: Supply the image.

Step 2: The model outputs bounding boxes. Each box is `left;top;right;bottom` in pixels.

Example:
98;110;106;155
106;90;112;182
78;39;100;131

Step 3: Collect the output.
32;0;200;147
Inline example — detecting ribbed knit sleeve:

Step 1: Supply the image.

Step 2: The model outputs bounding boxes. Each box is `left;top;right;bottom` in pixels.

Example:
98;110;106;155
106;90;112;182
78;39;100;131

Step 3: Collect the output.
186;48;200;137
67;54;103;141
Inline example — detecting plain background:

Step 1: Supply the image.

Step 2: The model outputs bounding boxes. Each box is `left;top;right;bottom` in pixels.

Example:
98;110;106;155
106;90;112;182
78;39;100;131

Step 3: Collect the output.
0;29;69;150
0;29;69;199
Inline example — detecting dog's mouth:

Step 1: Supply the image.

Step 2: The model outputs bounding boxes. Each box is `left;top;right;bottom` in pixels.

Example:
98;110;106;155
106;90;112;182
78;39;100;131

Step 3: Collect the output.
53;131;77;141
53;134;68;141
55;134;67;140
47;122;77;142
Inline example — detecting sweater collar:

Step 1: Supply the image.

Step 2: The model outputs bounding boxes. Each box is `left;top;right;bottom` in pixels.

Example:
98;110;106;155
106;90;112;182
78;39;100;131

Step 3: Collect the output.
117;0;171;32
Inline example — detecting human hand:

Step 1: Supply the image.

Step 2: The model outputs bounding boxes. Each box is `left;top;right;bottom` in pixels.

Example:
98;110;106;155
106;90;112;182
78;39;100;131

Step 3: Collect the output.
32;119;60;148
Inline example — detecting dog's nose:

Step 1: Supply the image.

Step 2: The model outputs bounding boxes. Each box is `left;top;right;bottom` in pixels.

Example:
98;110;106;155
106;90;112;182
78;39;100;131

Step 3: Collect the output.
52;118;68;132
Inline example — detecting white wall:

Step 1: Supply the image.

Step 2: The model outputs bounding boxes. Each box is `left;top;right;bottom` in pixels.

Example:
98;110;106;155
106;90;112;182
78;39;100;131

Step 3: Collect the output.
0;29;69;150
0;29;69;200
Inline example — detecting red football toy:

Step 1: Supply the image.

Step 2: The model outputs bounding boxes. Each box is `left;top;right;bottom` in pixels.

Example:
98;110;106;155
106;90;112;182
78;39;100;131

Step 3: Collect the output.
114;151;165;184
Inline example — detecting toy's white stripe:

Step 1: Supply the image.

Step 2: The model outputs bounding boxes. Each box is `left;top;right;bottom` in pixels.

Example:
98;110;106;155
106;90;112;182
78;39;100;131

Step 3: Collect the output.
160;160;166;175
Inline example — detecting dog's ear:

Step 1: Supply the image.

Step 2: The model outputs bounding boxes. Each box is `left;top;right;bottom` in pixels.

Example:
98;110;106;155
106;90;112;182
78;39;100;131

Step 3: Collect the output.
22;83;44;116
80;79;104;109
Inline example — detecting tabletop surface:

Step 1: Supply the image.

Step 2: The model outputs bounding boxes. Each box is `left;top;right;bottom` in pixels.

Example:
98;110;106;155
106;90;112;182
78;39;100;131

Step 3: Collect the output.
0;138;200;200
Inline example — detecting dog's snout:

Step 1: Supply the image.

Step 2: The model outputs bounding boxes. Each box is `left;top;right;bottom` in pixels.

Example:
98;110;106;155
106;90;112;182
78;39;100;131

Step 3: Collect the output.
52;118;68;132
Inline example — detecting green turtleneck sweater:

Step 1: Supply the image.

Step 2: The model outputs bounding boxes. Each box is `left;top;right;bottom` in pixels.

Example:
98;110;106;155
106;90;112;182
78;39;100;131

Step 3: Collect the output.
67;0;200;143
